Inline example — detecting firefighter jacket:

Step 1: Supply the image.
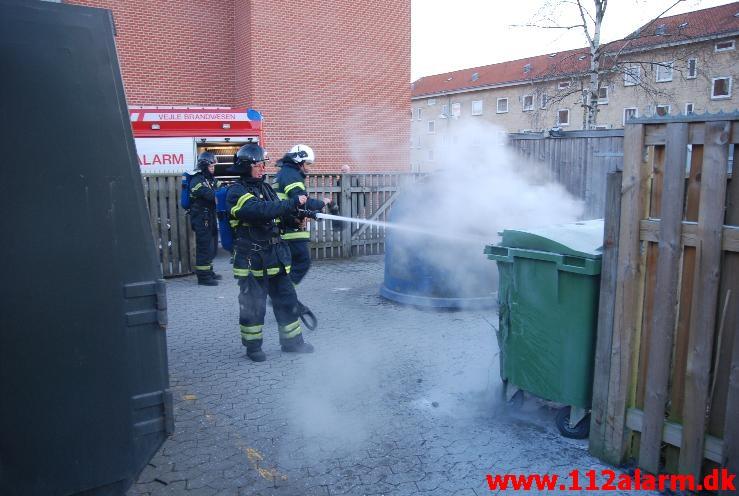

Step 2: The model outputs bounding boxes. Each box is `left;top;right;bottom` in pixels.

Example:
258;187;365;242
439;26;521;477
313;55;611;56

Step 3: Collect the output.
226;175;298;278
273;160;325;241
189;171;219;211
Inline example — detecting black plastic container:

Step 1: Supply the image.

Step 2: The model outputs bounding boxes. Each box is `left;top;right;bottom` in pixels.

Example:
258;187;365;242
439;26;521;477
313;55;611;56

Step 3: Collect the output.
0;2;172;494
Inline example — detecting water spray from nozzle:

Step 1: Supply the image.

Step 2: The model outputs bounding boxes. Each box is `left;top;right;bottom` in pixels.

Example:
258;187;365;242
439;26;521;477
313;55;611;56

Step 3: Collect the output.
315;212;489;244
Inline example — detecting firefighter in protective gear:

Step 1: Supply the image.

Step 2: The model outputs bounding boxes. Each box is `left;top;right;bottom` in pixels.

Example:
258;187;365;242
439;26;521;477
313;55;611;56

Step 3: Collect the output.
190;151;221;285
226;143;314;362
274;144;331;285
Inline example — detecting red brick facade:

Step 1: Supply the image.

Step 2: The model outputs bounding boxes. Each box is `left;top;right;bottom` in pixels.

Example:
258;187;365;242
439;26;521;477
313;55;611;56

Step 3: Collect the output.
65;0;410;172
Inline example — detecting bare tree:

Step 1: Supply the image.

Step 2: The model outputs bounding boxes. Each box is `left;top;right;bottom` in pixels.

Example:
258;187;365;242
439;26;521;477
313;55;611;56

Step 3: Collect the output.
514;0;717;129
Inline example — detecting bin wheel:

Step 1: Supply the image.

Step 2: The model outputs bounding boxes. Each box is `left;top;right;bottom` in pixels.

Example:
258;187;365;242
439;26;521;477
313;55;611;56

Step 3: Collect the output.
504;388;524;409
555;406;590;439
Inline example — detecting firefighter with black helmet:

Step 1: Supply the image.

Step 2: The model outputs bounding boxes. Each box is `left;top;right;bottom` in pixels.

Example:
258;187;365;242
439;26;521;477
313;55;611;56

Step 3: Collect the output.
225;143;314;362
274;144;331;285
190;151;221;285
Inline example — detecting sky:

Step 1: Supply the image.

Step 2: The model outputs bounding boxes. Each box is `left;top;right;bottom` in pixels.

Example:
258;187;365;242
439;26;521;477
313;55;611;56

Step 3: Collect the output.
411;0;736;81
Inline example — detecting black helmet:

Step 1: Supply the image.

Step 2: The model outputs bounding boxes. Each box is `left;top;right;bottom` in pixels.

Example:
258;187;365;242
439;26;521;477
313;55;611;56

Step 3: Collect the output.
196;151;217;170
227;143;266;174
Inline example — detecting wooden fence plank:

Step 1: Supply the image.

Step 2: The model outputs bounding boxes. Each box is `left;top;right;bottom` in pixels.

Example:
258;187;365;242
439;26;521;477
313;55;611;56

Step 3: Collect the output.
638;221;739;252
639;123;689;474
589;170;623;460
720;317;739;496
602;123;650;464
166;176;180;274
708;137;739;438
679;121;731;479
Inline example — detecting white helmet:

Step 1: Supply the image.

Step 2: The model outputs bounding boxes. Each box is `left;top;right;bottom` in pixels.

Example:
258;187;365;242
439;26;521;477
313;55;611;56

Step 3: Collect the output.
289;144;315;165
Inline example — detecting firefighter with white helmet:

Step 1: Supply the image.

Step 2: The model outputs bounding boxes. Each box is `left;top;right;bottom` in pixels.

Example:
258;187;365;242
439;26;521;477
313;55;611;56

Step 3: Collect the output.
274;144;331;285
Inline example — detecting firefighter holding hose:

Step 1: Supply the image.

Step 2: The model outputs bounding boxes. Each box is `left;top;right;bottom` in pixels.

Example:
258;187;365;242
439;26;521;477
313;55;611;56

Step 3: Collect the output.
225;144;314;362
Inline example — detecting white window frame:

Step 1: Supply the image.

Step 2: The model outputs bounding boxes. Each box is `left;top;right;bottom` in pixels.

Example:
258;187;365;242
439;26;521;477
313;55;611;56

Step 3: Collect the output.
712;76;732;99
496;98;509;114
522;94;534;111
655;61;674;82
451;102;461;117
540;93;548;109
471;100;483;116
427;120;435;134
415;108;422;121
441;103;449;117
686;58;697;79
624;65;641;86
655;104;671;117
427;98;436;106
558;81;571;90
715;40;735;52
597;87;609;104
623;107;638;125
685;103;694;115
557;109;570;126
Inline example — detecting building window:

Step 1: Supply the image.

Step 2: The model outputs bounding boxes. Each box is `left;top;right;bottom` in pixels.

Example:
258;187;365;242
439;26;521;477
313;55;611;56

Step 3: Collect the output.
497;98;509;113
558;80;571;90
441;104;449;117
655;61;674;82
415;108;422;120
687;58;697;79
597;87;609;104
451;102;461;117
623;107;638;125
427;149;434;161
624;65;641;86
557;109;570;126
685;103;694;114
540;93;548;109
471;100;483;116
522;95;534;111
427;98;436;106
712;77;732;99
471;72;479;82
715;40;735;52
427;120;435;133
655;104;670;117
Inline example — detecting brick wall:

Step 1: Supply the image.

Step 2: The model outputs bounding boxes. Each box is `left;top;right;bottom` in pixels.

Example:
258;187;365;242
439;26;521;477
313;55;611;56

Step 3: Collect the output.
64;0;410;172
65;0;235;106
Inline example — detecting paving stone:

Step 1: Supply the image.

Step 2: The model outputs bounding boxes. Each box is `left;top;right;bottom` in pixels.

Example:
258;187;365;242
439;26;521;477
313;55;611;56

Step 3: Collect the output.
128;255;657;496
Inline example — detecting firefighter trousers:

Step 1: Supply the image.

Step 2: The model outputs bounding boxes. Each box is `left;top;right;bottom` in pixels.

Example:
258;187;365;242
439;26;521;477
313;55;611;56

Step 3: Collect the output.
238;270;303;348
286;239;311;285
191;208;218;274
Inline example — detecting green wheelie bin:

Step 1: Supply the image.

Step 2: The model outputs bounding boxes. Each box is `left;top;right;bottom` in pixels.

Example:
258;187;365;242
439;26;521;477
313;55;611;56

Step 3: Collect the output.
484;220;603;439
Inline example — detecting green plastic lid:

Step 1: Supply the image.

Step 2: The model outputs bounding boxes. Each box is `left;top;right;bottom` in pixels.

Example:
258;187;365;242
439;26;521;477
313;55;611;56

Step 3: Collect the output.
497;219;604;259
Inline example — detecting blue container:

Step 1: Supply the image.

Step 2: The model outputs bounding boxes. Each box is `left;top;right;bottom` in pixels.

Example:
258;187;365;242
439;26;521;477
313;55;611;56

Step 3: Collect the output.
380;182;497;309
215;186;233;252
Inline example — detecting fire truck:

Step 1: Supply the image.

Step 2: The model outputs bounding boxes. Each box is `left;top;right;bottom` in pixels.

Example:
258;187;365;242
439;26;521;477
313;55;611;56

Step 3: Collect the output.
129;106;264;175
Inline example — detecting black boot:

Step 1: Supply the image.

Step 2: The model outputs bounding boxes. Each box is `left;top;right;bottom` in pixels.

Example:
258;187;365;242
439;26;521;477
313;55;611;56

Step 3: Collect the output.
245;340;266;362
210;271;223;280
197;272;218;286
281;333;314;354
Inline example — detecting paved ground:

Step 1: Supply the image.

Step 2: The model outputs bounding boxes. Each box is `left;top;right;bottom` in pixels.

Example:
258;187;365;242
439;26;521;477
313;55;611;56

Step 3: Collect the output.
129;254;654;496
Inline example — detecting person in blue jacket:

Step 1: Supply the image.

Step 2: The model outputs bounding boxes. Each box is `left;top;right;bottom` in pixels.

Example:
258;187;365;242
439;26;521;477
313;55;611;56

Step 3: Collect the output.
189;151;221;285
225;143;314;362
273;144;331;285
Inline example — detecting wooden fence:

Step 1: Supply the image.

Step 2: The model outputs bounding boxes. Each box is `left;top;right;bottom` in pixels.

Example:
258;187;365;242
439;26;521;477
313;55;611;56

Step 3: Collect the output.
509;130;624;218
588;115;738;490
142;173;420;276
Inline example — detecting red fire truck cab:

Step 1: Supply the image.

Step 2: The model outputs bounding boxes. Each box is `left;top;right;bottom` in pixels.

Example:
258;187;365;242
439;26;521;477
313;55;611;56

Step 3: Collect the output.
129;106;264;176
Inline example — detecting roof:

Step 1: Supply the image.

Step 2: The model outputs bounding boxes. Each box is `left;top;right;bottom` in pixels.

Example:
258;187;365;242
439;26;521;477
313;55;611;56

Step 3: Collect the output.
412;2;739;98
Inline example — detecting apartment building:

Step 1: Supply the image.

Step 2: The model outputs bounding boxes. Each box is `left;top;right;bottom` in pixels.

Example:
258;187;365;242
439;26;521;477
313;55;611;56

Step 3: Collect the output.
411;2;739;171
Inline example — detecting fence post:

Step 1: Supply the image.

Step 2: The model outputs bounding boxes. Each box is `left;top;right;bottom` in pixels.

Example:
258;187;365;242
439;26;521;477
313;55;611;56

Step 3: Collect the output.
340;173;352;257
